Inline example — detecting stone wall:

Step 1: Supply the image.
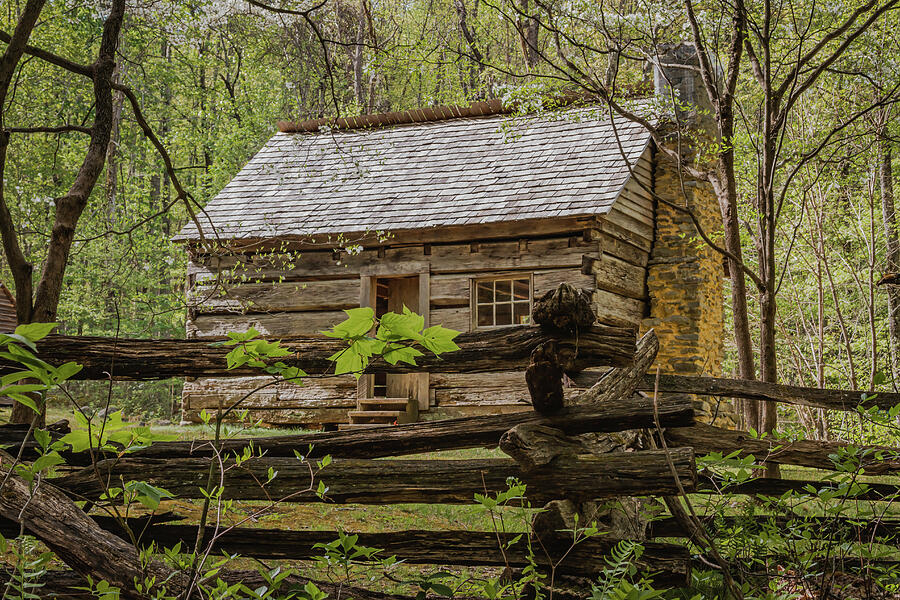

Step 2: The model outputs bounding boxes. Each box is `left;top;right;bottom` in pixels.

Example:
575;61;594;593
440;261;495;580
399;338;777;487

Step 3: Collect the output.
640;145;736;427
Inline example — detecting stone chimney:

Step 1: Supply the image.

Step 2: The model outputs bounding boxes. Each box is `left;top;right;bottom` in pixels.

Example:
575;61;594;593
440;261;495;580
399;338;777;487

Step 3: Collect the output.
651;42;719;130
640;43;735;427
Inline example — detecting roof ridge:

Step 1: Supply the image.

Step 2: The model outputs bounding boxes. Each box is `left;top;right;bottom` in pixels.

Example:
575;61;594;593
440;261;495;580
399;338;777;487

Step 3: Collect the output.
276;89;619;134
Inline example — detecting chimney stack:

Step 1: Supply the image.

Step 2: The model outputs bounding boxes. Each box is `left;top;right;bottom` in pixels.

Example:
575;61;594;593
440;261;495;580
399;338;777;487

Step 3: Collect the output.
652;42;719;132
640;42;735;427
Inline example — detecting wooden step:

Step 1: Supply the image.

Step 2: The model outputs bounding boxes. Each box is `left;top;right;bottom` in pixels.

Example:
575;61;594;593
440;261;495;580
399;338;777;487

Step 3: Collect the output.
348;410;404;425
359;398;409;410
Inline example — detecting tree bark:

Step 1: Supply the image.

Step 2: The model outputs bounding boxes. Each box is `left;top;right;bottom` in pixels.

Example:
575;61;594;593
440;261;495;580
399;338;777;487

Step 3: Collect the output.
880;126;900;390
515;0;539;69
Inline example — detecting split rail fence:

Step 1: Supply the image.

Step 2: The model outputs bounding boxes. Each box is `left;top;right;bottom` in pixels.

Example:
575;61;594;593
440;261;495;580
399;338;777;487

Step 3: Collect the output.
2;284;900;596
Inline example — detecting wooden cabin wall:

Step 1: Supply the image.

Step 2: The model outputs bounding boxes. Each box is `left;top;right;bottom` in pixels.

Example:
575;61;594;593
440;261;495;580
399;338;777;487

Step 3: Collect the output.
0;285;16;333
182;160;654;427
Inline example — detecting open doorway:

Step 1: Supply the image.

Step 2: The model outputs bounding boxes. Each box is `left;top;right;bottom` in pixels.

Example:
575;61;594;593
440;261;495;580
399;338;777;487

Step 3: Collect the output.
372;276;418;400
345;274;424;428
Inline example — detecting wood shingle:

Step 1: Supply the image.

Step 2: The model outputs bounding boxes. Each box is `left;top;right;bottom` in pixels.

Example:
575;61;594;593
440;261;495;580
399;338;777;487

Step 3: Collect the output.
175;108;651;241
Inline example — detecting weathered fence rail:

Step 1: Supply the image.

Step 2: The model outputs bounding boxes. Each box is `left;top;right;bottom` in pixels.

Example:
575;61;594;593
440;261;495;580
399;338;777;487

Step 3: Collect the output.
53;394;692;465
665;422;900;475
0;324;635;380
54;449;697;504
633;373;900;411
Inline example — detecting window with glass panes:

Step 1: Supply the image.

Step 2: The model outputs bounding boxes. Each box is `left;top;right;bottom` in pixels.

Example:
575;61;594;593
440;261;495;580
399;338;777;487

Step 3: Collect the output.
473;276;532;328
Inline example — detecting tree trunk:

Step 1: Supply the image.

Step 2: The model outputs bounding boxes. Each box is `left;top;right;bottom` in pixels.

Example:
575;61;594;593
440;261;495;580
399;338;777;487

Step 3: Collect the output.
9;0;126;424
352;0;366;110
711;155;758;431
880;127;900;390
516;0;539;69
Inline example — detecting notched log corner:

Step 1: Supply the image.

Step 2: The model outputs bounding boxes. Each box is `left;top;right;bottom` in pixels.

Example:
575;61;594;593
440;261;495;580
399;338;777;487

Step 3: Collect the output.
531;283;596;332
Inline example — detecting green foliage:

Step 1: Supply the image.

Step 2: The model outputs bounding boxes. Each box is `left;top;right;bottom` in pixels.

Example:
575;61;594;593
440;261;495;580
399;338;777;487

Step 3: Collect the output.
58;409;174;454
590;541;665;600
323;306;459;378
0;323;81;415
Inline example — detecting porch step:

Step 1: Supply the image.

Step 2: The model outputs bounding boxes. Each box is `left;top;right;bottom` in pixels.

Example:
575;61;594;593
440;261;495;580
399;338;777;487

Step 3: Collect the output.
358;397;409;410
337;422;393;431
348;410;404;424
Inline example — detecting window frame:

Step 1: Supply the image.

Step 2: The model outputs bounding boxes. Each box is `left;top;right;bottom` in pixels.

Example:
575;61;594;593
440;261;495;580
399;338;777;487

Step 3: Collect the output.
470;274;534;330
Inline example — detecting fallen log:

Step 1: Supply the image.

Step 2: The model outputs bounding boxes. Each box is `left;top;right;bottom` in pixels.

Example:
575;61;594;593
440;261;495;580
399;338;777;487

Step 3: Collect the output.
698;475;900;500
58;395;695;465
648;515;900;542
0;324;635;381
91;525;691;585
0;450;187;597
622;373;900;412
52;449;697;504
666;422;900;475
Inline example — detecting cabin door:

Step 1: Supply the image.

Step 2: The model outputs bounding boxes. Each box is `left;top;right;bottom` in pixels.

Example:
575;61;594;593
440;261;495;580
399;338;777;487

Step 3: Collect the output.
377;276;418;402
358;272;430;419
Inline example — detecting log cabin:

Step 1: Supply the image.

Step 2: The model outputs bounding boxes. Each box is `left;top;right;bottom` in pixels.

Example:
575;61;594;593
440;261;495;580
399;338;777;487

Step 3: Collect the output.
175;47;735;430
0;284;16;333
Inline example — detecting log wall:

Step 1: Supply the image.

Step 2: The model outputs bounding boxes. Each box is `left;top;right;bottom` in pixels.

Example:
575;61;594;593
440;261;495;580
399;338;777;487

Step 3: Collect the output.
182;153;655;427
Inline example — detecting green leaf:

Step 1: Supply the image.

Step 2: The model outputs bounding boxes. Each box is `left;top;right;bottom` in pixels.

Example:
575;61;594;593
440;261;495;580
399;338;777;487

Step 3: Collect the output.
10;394;39;414
31;452;64;473
221;328;261;344
124;481;173;510
322;307;375;339
14;322;58;343
0;333;38;351
59;430;92;453
421;325;461;355
32;429;50;451
382;345;424;366
430;583;454;596
1;383;46;395
52;362;83;382
377;308;425;341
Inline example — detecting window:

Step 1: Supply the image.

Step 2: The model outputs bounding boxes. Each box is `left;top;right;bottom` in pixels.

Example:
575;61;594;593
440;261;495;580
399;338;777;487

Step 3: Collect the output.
473;276;532;328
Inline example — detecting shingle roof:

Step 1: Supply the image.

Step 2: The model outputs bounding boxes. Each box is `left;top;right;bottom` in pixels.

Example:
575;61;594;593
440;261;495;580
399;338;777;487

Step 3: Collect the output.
174;107;652;242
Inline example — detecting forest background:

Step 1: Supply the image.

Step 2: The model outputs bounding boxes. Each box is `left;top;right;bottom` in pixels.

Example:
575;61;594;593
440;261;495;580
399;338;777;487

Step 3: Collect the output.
2;0;899;435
